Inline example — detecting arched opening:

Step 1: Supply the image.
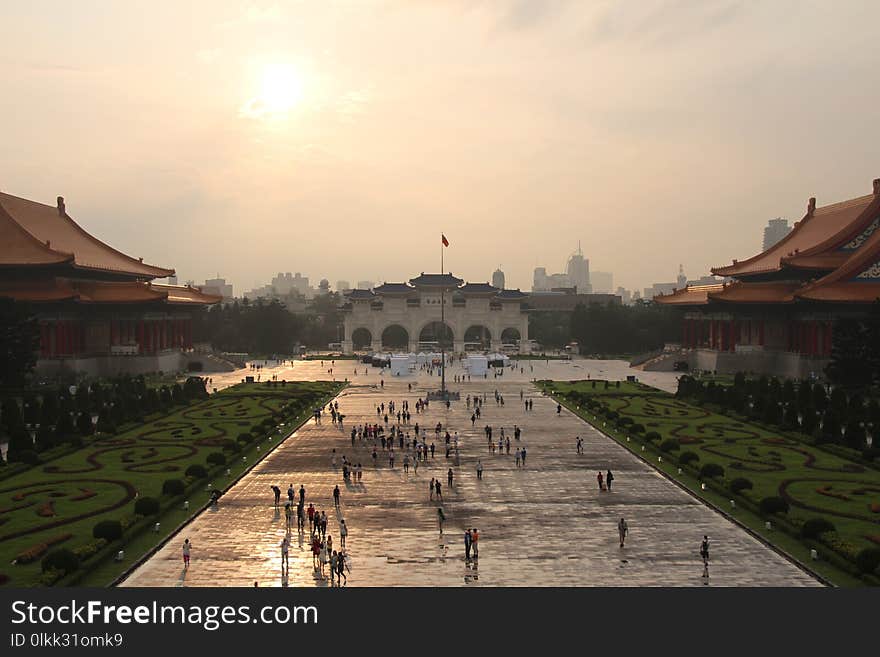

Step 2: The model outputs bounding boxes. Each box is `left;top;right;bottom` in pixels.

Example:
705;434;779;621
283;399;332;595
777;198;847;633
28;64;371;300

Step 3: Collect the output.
351;327;372;350
381;324;409;350
418;321;454;350
463;325;492;351
500;327;521;345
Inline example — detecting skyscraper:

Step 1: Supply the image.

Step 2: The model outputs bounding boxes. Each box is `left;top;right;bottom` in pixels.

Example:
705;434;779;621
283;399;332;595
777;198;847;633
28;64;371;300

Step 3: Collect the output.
763;218;791;251
492;267;505;289
566;242;590;293
591;271;613;294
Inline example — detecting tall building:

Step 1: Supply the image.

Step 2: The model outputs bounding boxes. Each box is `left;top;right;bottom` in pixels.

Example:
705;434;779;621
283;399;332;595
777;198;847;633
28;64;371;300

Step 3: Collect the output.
492;267;505;289
202;277;233;300
763;217;791;251
566;243;591;293
532;267;547;291
336;280;351;292
591;271;613;294
616;286;632;305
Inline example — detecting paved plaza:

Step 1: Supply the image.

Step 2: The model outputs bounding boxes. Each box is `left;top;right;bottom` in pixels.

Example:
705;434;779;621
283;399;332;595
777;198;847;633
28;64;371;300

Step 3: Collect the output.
122;359;820;587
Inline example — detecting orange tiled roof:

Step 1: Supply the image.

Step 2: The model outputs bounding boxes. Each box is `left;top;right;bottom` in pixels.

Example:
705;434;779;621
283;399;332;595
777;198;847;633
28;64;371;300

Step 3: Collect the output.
0;278;220;305
707;281;800;304
712;184;877;278
0;192;174;279
0;203;74;267
653;284;723;306
153;284;223;305
796;226;880;303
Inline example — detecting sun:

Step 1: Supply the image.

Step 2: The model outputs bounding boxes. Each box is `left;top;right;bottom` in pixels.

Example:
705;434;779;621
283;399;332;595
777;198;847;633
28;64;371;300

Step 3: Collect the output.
241;62;304;119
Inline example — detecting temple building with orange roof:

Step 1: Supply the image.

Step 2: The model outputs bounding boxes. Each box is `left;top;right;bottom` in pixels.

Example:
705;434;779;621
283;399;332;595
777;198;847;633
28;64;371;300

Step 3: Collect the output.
655;177;880;378
0;190;221;376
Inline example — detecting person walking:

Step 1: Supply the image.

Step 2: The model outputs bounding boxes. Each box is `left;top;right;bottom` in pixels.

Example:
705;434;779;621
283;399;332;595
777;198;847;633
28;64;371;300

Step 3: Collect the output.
437;507;445;534
464;529;472;559
597;471;605;491
336;550;347;585
299;485;306;505
182;538;192;570
618;517;628;548
280;535;290;573
447;468;454;487
339;519;348;549
700;535;710;580
476;460;483;480
430;478;436;500
333;485;340;507
471;528;480;558
606;469;614;491
272;485;281;508
435;479;442;501
284;502;292;532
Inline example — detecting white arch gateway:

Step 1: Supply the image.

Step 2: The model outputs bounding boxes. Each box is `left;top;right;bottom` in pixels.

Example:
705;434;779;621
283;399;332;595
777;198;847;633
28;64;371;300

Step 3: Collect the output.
341;273;531;354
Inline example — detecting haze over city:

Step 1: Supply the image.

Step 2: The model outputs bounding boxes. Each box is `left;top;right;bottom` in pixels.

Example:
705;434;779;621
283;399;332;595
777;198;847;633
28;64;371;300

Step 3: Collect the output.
1;1;879;292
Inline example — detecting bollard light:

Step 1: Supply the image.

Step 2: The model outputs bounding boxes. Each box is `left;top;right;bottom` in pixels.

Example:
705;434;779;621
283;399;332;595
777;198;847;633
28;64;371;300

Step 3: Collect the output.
730;500;736;509
184;500;190;510
115;550;125;562
810;549;819;560
700;483;706;491
658;456;662;463
765;521;772;530
641;445;645;451
626;437;630;442
153;522;160;532
243;456;247;462
677;468;682;475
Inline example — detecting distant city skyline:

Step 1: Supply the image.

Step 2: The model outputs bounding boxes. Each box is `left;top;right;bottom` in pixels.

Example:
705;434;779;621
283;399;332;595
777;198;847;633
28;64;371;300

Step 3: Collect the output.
2;3;878;293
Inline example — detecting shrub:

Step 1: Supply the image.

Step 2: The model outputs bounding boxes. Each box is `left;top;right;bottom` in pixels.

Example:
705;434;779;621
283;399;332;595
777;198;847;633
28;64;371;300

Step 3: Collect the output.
618;417;634;427
699;463;724;479
630;424;645;434
10;449;40;465
237;432;253;445
854;547;880;574
679;451;699;466
659;438;680;452
644;431;661;443
41;548;79;574
92;520;123;542
206;452;226;466
759;496;789;515
185;464;208;479
162;479;185;496
730;477;753;494
134;496;160;516
801;517;835;539
220;439;239;453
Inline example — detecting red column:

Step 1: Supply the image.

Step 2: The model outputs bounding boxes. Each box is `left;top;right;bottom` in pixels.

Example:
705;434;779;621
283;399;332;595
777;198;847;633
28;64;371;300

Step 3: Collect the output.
824;321;833;356
729;319;736;352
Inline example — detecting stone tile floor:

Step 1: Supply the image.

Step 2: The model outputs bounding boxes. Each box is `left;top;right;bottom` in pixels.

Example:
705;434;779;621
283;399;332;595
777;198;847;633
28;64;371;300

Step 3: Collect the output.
122;364;820;587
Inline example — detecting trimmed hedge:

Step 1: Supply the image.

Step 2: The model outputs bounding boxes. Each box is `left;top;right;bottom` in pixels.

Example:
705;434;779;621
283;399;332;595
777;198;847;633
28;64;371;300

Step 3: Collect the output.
206;452;226;466
679;451;699;466
185;464;208;479
659;438;680;452
162;479;185;496
760;496;790;515
41;548;79;574
134;496;160;516
92;519;123;542
801;517;835;539
644;431;661;443
855;547;880;574
730;477;753;494
699;463;725;479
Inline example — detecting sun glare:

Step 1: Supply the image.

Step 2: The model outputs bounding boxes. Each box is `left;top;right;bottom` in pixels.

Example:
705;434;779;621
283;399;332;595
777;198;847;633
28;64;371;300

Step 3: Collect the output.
241;62;304;119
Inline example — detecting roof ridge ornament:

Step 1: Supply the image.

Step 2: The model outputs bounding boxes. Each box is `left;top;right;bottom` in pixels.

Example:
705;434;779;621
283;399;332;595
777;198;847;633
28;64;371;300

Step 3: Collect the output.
807;197;816;216
873;178;880;195
56;196;65;216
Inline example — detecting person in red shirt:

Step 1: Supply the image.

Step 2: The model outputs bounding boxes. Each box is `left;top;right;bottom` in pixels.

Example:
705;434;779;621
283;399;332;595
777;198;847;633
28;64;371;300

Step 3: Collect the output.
471;528;480;558
307;503;316;533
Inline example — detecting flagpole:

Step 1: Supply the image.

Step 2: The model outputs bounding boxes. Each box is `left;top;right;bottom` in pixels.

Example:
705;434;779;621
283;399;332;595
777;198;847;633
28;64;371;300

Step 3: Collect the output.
440;235;446;398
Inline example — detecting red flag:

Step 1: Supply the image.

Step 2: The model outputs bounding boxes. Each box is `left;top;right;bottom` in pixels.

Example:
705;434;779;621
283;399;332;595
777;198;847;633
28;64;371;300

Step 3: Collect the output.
441;234;449;247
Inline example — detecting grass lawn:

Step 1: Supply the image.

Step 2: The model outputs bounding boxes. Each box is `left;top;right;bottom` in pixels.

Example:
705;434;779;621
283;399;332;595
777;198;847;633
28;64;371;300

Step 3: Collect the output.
0;380;342;587
540;380;880;586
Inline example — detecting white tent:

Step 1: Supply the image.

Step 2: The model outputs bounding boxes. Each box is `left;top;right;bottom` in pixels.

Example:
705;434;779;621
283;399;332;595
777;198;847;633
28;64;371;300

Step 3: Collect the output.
466;355;488;376
390;355;412;376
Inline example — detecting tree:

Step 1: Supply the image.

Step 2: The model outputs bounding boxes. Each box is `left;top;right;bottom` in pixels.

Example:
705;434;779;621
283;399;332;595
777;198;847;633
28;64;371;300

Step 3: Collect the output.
826;318;872;387
0;298;40;387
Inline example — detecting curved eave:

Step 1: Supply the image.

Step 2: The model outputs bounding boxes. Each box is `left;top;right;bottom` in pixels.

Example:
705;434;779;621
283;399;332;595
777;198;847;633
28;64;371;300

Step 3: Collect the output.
796;284;880;304
706;282;800;304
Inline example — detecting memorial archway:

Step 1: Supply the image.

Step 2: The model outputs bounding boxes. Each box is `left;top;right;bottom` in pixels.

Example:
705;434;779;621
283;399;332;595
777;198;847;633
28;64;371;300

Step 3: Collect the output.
351;327;372;350
463;325;492;351
381;324;409;350
418;321;454;350
500;327;521;345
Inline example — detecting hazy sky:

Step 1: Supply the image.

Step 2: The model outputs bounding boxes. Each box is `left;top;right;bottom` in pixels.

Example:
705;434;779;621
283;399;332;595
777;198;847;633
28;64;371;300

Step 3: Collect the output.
2;1;879;294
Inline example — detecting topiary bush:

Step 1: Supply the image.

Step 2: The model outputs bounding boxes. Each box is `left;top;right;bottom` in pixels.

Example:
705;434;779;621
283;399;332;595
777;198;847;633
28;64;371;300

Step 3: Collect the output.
644;431;661;443
134;496;160;516
801;517;835;539
206;452;226;466
730;477;753;494
659;438;680;452
630;424;645;434
41;548;79;574
855;547;880;574
92;519;123;542
162;479;185;496
699;463;725;479
185;464;208;479
679;451;699;466
237;432;253;445
759;496;789;515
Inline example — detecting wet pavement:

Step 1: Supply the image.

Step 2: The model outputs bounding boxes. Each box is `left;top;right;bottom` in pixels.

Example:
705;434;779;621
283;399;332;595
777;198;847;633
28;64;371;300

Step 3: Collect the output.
122;361;819;587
